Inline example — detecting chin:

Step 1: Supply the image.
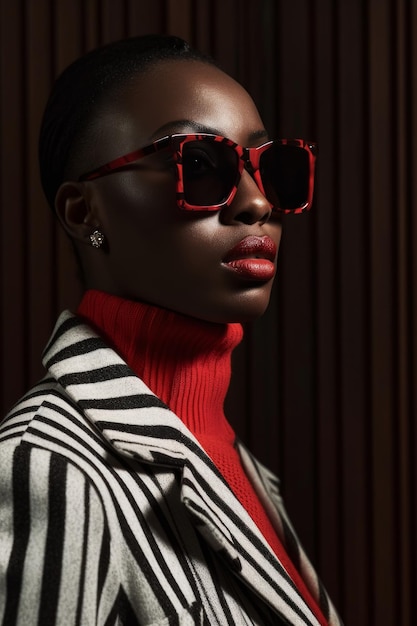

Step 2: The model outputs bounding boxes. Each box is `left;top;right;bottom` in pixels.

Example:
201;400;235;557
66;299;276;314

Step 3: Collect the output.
196;291;273;325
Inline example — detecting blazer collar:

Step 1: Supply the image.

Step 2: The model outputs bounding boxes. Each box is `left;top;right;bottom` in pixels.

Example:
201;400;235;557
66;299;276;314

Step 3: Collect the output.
42;311;327;626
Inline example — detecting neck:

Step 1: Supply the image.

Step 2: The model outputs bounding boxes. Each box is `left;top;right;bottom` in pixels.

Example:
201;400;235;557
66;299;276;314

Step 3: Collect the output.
77;290;243;441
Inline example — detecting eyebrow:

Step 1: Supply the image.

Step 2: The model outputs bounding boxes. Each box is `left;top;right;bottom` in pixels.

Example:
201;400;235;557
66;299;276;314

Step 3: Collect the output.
150;119;269;144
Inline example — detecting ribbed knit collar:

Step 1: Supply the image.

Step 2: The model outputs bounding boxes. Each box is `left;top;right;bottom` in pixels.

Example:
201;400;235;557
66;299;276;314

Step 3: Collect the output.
77;290;243;443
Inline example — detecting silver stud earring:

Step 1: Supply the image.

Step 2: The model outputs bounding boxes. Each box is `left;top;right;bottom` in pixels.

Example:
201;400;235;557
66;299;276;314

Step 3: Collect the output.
90;230;104;248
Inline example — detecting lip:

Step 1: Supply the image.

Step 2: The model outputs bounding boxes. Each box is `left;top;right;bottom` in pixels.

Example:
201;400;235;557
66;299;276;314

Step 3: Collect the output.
223;235;277;281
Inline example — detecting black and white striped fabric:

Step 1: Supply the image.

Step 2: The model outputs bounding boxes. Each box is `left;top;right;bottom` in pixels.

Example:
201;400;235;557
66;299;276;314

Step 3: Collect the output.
0;312;342;625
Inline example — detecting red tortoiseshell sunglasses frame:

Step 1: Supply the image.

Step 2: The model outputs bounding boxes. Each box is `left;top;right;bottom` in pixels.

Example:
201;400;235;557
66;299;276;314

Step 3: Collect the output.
78;133;317;214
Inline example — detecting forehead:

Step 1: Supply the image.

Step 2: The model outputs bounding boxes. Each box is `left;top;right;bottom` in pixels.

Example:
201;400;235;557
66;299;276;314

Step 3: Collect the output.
96;60;266;158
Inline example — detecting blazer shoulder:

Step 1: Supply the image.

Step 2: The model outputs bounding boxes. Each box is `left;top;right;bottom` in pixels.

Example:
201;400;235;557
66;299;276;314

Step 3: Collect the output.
2;376;62;433
0;377;107;468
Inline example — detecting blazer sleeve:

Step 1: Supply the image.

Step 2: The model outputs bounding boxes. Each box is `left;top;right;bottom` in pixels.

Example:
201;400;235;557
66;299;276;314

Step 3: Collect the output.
0;441;117;625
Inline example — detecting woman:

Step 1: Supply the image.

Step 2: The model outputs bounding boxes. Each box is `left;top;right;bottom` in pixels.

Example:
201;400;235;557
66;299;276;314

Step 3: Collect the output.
0;35;340;625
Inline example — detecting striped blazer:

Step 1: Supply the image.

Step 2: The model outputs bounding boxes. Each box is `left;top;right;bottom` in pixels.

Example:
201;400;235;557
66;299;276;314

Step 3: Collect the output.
0;311;342;626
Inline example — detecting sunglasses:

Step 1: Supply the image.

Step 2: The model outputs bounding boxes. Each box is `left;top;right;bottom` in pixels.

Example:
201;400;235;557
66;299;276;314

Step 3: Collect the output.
79;133;317;214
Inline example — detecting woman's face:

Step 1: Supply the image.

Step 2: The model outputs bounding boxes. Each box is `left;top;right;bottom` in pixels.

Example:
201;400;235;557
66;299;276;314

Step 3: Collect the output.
78;60;282;323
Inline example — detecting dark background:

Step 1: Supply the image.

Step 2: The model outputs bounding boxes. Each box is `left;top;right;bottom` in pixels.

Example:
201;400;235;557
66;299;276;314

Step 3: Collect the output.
1;1;416;624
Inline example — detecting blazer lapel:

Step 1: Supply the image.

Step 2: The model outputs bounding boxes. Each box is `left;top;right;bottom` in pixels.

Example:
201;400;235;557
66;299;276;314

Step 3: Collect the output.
43;311;330;626
238;444;343;626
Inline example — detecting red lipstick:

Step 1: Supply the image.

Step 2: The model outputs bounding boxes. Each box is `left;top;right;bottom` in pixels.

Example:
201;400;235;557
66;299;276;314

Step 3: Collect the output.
223;236;277;281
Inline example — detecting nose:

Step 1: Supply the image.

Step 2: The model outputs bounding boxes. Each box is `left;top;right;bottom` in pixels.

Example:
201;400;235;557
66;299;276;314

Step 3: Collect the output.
219;169;272;225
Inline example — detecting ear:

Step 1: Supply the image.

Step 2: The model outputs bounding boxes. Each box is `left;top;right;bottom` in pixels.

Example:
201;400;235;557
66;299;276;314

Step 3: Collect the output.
54;181;99;244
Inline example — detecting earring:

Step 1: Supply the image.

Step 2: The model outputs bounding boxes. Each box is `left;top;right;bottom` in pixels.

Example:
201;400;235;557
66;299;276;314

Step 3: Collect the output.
90;229;104;248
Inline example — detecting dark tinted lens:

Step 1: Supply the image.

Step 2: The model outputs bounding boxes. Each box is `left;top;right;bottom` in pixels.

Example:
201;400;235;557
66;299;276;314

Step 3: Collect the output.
182;140;239;206
260;144;310;210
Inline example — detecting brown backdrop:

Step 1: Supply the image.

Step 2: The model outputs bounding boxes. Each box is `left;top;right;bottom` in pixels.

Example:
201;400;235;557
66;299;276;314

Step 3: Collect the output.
1;1;416;624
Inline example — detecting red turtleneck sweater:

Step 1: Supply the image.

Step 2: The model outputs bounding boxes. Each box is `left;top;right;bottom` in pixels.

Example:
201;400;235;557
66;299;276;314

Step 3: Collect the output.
77;290;327;626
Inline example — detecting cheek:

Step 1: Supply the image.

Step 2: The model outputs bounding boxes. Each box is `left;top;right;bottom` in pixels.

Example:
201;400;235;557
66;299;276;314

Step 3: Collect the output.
93;175;223;281
95;170;178;237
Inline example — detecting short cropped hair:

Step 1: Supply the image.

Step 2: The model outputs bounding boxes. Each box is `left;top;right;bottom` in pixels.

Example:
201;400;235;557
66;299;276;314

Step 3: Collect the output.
39;34;214;209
